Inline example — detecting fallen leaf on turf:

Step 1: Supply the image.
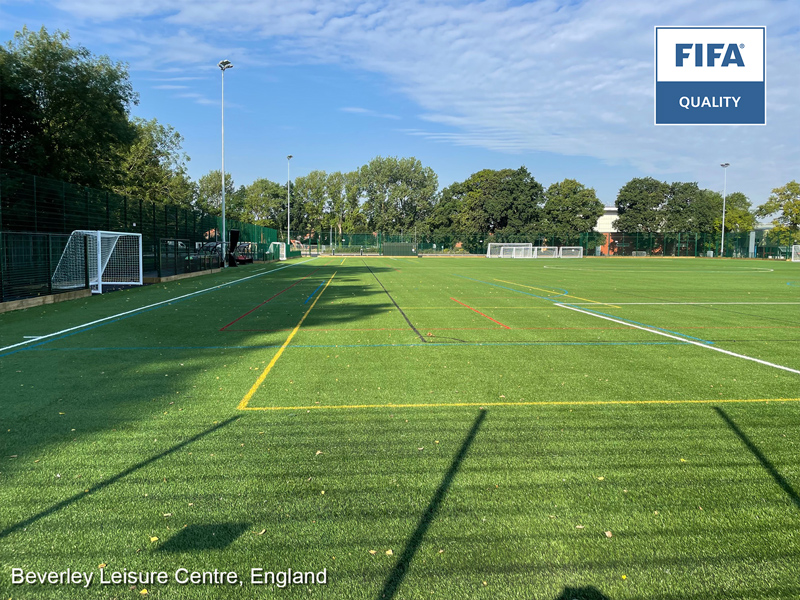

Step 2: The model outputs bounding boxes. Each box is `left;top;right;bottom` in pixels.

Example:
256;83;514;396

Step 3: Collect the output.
315;450;323;456
438;549;444;554
680;458;687;463
576;525;585;529
621;575;627;580
597;476;605;481
605;531;613;538
386;549;393;556
140;589;148;595
98;563;106;569
369;550;377;555
258;529;266;535
321;490;325;495
163;513;172;517
150;536;159;543
417;447;424;451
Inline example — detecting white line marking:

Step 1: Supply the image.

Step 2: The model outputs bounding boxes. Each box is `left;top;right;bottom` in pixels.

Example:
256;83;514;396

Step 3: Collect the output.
543;266;774;273
22;336;42;339
556;303;800;376
565;302;800;306
0;259;318;354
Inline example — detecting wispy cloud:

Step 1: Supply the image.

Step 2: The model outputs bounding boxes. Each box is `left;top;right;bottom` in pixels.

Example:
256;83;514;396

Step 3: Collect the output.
35;0;800;199
341;106;400;120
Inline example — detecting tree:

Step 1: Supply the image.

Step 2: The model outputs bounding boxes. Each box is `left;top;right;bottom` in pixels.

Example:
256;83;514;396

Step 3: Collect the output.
757;181;800;244
614;177;669;232
455;167;544;237
360;156;438;233
114;117;194;207
542;179;603;243
196;170;235;216
240;178;286;229
293;170;328;236
720;191;756;233
0;26;138;187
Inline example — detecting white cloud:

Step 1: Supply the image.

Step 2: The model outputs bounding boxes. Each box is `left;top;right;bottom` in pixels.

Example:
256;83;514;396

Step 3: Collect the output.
341;106;400;120
40;0;800;199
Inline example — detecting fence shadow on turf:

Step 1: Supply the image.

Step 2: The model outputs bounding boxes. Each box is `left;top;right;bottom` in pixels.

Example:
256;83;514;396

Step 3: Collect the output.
0;416;239;540
552;586;611;600
158;522;249;552
378;409;486;600
713;407;800;511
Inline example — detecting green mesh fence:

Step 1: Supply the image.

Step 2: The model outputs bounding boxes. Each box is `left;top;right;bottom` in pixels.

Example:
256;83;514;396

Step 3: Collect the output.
0;170;279;301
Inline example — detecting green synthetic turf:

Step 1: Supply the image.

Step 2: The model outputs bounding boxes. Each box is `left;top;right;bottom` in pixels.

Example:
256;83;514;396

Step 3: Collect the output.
1;256;800;599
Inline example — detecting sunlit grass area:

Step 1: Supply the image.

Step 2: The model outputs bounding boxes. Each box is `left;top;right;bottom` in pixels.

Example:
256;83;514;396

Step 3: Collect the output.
2;256;800;599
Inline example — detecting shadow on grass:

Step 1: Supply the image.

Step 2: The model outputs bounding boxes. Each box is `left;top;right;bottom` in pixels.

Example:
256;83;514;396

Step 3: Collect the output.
553;586;611;600
0;416;238;540
714;407;800;510
159;522;249;552
378;409;486;600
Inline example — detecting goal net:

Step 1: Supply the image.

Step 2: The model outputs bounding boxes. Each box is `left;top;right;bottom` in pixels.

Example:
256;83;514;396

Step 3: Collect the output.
487;243;533;258
559;246;584;258
269;241;287;261
793;245;800;262
533;246;559;258
51;230;143;294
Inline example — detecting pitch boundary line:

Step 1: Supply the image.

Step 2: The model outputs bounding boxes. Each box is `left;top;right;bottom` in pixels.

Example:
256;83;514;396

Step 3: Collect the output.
237;272;337;410
566;302;800;306
494;278;621;309
0;258;320;357
239;397;800;411
558;303;800;375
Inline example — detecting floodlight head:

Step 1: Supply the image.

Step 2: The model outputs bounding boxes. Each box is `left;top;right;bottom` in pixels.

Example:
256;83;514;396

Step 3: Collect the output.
721;162;730;168
287;155;293;160
218;59;233;71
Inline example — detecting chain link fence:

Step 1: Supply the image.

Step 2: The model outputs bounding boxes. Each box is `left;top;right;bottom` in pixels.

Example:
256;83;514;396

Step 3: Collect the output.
1;170;279;302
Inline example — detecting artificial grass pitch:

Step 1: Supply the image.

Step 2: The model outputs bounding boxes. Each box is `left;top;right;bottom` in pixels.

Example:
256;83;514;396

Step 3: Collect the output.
1;256;800;599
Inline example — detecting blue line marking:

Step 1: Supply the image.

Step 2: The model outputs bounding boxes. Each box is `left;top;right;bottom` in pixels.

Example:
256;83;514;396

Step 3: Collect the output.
455;274;714;345
304;281;326;304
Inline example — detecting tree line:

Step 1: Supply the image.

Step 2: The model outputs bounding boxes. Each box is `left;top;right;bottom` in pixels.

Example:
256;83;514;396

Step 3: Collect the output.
2;27;798;245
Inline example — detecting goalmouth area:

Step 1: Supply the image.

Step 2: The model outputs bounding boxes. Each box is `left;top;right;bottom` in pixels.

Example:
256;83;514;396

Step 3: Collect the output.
1;256;799;599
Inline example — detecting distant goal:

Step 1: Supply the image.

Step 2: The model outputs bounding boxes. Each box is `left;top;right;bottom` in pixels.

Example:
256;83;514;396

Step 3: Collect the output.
558;246;584;258
487;243;532;258
51;230;143;294
793;245;800;262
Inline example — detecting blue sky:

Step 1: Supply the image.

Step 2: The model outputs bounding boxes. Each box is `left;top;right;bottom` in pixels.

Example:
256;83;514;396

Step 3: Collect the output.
1;0;798;207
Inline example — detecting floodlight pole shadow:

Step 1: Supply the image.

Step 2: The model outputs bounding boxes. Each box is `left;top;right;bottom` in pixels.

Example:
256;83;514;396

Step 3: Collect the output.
713;407;800;511
378;409;486;600
0;417;240;540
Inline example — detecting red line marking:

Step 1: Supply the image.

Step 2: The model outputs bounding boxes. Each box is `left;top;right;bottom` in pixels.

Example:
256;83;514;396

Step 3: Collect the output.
220;268;321;331
450;297;511;329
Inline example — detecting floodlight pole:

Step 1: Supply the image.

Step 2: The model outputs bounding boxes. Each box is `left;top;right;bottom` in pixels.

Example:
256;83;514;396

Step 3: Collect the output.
720;162;730;258
218;59;233;267
287;155;293;250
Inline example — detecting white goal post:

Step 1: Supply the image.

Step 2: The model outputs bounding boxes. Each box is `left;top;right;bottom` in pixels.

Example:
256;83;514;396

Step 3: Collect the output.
269;241;287;261
487;243;532;258
793;245;800;262
51;230;143;294
559;246;584;258
533;246;559;258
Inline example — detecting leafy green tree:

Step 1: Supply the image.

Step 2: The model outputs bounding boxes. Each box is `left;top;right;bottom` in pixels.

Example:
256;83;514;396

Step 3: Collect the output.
293;170;328;236
757;181;800;244
240;178;286;229
542;179;603;243
196;170;235;216
360;156;438;233
720;191;756;233
456;167;544;238
114;117;194;206
614;177;669;233
0;26;138;187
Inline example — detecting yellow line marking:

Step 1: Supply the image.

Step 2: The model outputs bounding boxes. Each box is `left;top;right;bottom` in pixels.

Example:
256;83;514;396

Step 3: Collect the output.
340;258;346;265
240;397;800;411
495;279;621;309
237;272;337;410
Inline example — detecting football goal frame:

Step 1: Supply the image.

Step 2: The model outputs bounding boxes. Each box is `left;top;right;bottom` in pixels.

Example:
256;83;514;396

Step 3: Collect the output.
792;245;800;262
51;230;143;294
558;246;584;258
487;243;533;258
